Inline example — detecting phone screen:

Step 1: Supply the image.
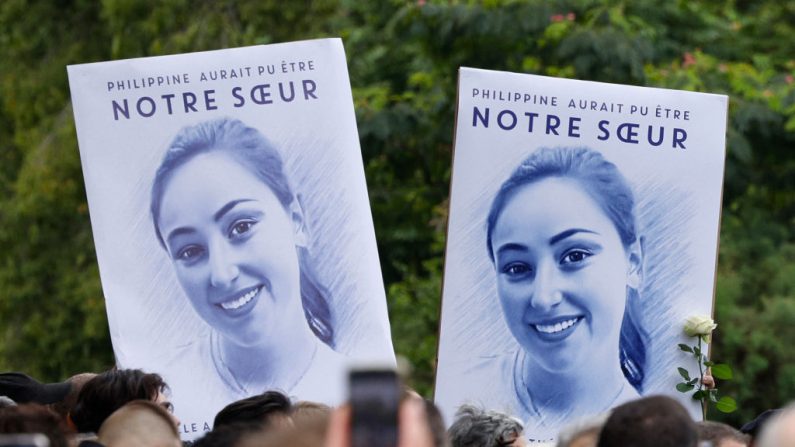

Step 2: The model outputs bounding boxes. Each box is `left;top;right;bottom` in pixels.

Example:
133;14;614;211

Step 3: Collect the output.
349;369;400;447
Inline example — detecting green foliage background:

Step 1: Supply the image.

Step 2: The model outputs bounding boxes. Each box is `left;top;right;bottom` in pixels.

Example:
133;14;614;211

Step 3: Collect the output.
1;0;794;427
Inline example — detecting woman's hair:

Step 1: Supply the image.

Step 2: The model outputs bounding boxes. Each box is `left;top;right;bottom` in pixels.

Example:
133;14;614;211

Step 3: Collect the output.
485;146;646;391
150;117;334;347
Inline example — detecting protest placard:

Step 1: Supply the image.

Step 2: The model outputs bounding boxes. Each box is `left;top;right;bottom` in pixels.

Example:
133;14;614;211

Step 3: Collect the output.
68;38;394;439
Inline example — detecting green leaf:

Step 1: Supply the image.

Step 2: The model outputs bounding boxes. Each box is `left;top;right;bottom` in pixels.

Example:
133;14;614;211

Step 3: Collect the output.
678;344;694;353
716;396;738;413
688;378;699;386
693;390;706;400
709;390;719;402
704;361;715;367
677;383;695;393
678;367;691;381
711;364;733;380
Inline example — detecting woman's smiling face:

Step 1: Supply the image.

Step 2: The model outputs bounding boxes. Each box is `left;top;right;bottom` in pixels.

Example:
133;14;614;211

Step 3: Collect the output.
157;151;306;347
490;177;639;374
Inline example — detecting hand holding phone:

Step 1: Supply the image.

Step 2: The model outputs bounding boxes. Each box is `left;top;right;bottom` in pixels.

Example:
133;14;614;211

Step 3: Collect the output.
349;369;400;447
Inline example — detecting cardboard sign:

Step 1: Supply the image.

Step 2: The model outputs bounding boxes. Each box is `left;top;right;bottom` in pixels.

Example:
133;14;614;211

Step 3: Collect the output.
68;39;394;439
435;67;727;443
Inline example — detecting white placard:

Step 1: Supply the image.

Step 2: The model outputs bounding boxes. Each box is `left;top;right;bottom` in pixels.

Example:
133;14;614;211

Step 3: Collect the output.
68;38;395;440
435;67;727;443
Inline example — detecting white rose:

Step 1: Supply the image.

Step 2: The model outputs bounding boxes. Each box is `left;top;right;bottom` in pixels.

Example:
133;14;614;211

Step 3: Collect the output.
684;315;717;342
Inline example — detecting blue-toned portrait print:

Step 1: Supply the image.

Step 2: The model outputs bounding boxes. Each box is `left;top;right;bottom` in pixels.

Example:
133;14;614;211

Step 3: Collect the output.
67;40;398;441
481;147;649;439
434;68;727;445
149;118;345;401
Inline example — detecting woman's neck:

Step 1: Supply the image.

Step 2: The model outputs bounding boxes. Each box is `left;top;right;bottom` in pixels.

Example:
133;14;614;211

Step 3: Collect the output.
521;354;632;421
216;322;318;395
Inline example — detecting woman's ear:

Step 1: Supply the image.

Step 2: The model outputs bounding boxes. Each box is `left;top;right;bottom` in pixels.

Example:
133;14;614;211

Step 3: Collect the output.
290;194;309;248
627;236;645;289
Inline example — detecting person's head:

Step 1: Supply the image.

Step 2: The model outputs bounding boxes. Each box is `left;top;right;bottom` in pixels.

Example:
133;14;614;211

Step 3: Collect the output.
448;404;525;447
740;408;779;446
150;117;333;348
697;421;749;447
70;369;171;433
756;402;795;447
597;395;697;447
557;413;609;447
290;400;331;434
97;400;181;447
0;403;71;447
49;372;97;422
486;147;646;389
235;424;323;447
213;390;292;430
193;422;265;447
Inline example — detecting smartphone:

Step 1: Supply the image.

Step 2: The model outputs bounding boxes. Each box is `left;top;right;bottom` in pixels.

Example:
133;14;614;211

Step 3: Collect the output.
0;434;50;447
349;368;400;447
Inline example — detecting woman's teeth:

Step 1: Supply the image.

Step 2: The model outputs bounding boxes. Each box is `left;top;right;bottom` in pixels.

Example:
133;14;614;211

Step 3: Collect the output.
220;288;258;310
534;317;579;334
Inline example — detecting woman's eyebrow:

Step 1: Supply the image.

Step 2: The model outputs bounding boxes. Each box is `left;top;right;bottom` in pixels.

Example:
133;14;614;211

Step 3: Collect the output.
213;199;255;222
496;242;529;258
549;228;598;245
166;226;195;247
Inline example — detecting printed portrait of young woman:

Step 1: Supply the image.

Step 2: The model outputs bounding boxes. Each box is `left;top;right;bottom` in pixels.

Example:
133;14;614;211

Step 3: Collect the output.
66;41;396;441
149;117;348;403
435;146;698;443
486;147;645;437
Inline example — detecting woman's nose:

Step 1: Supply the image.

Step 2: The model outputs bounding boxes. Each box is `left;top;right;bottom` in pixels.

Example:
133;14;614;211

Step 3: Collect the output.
530;263;563;310
208;241;239;288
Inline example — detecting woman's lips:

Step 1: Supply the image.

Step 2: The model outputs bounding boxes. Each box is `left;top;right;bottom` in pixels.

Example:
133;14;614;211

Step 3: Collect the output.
530;316;583;341
216;285;262;313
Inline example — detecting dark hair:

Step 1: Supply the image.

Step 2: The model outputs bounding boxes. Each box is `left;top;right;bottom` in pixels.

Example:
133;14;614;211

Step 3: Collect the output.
485;146;646;390
150;117;333;346
213;390;292;429
70;369;168;433
448;404;523;447
0;403;72;447
598;395;698;447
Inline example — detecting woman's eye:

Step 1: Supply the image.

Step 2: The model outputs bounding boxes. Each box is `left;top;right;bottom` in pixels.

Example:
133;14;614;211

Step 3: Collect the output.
176;245;204;261
229;219;256;238
503;263;532;276
561;249;592;265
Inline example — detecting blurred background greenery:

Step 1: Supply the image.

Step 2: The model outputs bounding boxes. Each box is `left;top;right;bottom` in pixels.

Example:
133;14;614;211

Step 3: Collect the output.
1;0;794;427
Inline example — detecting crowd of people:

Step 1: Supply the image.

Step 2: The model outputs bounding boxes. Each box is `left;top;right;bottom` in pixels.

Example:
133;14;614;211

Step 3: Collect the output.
1;368;794;447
